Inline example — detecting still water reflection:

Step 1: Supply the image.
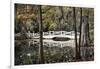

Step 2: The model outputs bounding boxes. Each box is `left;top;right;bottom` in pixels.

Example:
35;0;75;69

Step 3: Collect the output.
15;39;94;65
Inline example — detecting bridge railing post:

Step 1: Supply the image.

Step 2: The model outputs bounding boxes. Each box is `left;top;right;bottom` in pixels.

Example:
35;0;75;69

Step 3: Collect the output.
28;31;30;38
32;32;34;38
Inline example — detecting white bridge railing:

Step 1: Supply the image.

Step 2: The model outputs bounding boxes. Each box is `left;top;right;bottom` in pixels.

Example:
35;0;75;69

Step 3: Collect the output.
27;31;79;39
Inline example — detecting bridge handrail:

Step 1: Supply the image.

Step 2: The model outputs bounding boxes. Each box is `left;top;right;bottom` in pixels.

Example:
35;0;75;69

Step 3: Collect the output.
27;31;80;38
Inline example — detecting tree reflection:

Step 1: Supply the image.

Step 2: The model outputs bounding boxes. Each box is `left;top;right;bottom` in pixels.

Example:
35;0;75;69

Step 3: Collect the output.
15;40;94;65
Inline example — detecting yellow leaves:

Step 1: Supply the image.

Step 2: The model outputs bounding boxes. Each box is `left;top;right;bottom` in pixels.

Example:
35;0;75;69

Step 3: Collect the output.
16;12;35;23
49;22;57;30
15;4;37;23
16;14;23;19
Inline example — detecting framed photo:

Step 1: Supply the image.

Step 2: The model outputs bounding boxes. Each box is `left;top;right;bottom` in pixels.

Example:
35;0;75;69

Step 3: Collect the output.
10;0;95;69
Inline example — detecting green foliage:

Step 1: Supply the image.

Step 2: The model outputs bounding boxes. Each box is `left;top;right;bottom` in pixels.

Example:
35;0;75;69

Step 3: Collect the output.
15;4;94;44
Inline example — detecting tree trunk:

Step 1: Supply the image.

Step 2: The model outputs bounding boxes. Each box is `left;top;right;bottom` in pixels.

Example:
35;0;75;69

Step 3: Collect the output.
15;4;17;16
80;15;89;60
73;7;79;60
38;5;44;64
59;6;64;30
86;16;89;46
78;8;82;59
81;16;89;47
87;10;90;46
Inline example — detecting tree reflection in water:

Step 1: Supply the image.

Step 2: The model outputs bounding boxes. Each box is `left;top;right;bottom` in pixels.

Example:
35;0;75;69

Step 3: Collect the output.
15;40;94;65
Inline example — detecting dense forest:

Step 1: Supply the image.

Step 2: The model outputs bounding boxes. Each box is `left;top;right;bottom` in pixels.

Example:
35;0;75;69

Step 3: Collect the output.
15;4;94;65
15;4;94;43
